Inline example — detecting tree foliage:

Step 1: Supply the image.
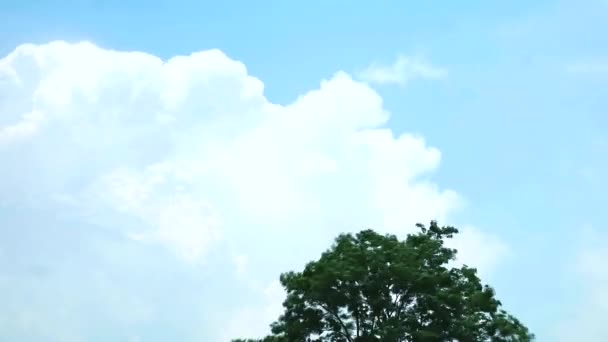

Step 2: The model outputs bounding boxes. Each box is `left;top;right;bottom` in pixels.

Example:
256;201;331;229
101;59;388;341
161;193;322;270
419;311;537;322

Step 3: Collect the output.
233;221;533;342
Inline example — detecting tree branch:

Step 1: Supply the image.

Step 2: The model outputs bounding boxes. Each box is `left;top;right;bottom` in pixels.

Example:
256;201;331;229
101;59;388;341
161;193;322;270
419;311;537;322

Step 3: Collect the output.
317;303;354;342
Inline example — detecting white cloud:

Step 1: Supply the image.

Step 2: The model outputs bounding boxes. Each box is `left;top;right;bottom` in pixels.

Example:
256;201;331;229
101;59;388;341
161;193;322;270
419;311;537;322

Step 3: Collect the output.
89;165;223;263
446;225;510;278
0;41;462;261
0;41;507;340
357;55;447;85
0;110;45;145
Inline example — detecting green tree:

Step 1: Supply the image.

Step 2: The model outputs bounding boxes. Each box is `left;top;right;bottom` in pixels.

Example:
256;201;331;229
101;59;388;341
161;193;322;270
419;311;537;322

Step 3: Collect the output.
233;221;533;342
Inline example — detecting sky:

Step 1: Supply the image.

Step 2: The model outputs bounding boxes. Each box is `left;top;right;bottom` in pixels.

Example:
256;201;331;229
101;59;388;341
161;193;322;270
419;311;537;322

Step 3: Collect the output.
0;0;607;341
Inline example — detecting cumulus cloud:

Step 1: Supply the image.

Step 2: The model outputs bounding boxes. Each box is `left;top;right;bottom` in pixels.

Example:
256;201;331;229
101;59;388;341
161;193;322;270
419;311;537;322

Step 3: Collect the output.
0;41;460;261
0;41;504;340
357;55;447;85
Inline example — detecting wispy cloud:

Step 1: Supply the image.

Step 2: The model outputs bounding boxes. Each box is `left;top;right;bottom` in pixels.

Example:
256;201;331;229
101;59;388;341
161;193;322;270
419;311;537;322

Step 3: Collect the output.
357;55;447;86
567;61;608;74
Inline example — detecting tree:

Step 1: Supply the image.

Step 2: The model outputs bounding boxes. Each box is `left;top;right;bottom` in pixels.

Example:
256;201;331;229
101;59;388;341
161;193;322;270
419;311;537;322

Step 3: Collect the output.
233;221;534;342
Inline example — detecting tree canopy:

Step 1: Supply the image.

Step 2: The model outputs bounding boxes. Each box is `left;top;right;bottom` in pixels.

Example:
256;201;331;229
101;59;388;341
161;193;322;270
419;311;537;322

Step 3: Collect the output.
233;221;533;342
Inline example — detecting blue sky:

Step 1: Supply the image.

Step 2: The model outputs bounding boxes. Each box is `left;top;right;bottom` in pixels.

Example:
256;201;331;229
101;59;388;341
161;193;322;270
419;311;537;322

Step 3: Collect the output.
1;0;607;341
